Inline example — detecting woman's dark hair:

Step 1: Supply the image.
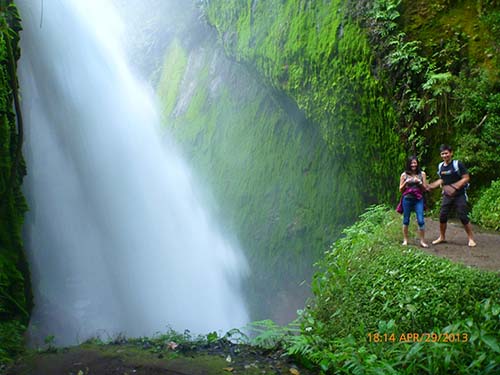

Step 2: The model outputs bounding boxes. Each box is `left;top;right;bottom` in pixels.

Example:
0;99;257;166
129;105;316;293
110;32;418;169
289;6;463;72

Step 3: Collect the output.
405;155;421;174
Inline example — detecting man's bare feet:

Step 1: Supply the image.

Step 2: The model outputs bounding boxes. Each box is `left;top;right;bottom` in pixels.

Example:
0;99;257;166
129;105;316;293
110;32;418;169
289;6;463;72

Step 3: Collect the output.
420;242;429;248
402;240;408;246
468;239;477;247
432;237;447;245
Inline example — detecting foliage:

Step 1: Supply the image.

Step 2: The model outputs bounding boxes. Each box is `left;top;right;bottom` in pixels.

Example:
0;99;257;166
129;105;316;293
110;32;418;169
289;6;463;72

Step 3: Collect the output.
0;0;30;365
84;324;293;355
309;205;500;334
471;179;500;230
354;0;500;197
454;72;500;190
285;205;500;373
245;319;300;350
363;0;453;160
126;327;215;353
0;321;25;365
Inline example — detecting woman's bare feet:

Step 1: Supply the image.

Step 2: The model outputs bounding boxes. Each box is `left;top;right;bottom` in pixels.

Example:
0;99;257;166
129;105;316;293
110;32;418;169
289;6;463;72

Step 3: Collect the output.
468;239;477;247
402;240;408;246
432;237;447;245
420;242;429;248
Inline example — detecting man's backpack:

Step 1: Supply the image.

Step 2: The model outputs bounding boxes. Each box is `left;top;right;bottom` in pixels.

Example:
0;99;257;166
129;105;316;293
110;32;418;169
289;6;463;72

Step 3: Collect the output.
438;159;470;191
438;159;460;178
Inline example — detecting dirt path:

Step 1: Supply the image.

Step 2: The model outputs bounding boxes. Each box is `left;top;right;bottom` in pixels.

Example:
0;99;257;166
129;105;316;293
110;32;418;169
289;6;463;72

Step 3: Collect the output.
410;219;500;273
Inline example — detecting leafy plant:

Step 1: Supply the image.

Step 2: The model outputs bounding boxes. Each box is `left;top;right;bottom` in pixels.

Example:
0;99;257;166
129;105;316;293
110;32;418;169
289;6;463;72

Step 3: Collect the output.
471;179;500;230
42;335;57;353
454;72;500;191
0;321;25;365
246;319;300;350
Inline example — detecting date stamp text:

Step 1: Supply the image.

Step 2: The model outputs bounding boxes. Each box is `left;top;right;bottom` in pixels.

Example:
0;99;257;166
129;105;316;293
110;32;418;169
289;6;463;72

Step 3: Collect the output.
367;332;469;343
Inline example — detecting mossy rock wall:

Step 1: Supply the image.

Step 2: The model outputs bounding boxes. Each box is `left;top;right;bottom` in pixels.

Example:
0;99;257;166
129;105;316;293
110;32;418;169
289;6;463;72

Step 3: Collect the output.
201;0;404;190
158;36;343;320
156;2;403;320
200;0;500;196
0;0;31;364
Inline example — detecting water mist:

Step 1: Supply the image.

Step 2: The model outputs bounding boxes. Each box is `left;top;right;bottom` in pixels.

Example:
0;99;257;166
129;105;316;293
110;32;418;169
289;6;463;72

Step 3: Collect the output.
16;0;248;345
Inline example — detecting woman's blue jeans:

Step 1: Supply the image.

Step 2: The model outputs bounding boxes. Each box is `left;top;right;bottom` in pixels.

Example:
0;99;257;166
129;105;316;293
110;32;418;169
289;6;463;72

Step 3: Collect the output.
402;196;425;230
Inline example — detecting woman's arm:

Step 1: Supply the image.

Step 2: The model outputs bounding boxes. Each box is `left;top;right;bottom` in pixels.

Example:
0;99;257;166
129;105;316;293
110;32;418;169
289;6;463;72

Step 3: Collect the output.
399;173;407;193
421;171;428;190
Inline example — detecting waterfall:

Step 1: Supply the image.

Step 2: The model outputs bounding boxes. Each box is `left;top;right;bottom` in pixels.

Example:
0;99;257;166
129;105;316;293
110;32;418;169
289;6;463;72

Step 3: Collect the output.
16;0;248;346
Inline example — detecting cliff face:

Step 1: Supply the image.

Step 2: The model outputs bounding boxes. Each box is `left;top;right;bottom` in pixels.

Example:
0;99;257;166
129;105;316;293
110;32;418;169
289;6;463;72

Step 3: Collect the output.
201;0;404;196
158;33;347;321
156;2;403;320
0;0;31;363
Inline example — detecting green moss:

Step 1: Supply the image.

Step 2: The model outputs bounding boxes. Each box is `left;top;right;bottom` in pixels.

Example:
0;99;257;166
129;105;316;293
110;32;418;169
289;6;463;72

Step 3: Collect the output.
401;0;498;73
201;0;500;203
157;37;355;319
0;0;30;365
6;346;232;375
203;0;404;202
157;38;188;121
154;1;413;320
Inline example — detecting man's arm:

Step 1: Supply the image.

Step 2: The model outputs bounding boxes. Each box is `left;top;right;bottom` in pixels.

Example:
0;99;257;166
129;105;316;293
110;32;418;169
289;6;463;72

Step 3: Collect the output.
427;178;443;190
421;171;428;190
450;173;470;190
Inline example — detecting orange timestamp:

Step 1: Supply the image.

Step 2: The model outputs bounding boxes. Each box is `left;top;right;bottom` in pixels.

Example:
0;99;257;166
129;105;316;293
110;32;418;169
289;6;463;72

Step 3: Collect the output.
367;332;469;343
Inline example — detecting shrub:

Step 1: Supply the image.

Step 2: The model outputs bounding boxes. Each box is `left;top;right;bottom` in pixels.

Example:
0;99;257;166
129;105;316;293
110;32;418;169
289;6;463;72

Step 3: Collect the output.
471;180;500;230
0;321;25;366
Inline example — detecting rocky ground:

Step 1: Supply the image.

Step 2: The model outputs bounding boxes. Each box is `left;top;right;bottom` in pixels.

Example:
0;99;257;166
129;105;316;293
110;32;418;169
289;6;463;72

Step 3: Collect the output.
3;339;313;375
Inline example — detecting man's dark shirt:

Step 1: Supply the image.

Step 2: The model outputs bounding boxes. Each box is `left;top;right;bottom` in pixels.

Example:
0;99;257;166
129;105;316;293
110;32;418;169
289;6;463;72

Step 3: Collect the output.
438;160;468;195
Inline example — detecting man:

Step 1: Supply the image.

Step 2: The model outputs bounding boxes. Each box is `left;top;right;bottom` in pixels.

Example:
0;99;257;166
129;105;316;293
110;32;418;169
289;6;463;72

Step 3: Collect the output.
428;144;476;247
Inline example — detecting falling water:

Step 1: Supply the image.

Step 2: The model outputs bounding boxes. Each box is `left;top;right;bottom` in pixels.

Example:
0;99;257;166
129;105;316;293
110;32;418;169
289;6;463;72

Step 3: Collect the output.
16;0;248;345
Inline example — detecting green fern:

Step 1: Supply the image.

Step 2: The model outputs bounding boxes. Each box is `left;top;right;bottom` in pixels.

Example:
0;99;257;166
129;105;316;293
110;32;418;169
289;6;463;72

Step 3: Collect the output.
246;320;300;350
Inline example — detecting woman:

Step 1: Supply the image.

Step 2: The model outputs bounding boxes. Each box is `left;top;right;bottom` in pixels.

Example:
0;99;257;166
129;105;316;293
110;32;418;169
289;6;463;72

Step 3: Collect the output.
399;156;428;247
